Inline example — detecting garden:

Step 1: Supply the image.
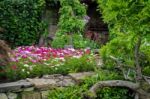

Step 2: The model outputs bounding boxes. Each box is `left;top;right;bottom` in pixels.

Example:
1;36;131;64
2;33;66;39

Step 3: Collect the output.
0;0;150;99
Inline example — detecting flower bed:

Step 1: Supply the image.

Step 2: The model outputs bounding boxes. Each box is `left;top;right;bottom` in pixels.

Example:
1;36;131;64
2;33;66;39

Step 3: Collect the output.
11;46;90;63
1;46;96;81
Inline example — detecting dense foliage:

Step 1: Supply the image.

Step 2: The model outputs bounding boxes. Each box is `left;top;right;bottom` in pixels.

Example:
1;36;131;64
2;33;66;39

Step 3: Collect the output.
0;0;47;47
98;0;150;76
57;0;86;35
52;0;98;48
52;34;99;48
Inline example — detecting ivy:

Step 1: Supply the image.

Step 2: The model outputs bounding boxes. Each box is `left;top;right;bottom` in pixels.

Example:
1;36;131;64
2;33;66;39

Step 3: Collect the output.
0;0;47;47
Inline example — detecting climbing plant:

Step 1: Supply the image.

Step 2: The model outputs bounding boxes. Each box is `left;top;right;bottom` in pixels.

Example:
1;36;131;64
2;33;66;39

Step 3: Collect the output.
52;0;92;48
0;0;47;47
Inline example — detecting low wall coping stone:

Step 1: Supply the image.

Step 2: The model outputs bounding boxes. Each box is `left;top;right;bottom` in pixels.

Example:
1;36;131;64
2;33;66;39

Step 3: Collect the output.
0;80;33;93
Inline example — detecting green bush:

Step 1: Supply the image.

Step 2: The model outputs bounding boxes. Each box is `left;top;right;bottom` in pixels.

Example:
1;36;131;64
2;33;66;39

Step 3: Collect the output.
51;34;70;48
60;55;96;73
0;0;47;47
50;55;96;75
52;34;99;49
5;55;96;81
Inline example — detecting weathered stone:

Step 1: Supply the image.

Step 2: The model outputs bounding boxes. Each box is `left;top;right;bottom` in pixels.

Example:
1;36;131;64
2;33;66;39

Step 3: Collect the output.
43;74;64;84
69;72;95;83
0;93;8;99
0;80;33;93
42;74;63;79
23;87;34;92
7;93;17;99
43;74;75;87
27;78;57;90
22;92;41;99
57;76;75;87
41;91;49;99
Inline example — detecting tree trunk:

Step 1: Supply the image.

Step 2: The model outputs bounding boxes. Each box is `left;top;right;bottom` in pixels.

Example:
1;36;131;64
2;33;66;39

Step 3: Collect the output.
135;37;142;82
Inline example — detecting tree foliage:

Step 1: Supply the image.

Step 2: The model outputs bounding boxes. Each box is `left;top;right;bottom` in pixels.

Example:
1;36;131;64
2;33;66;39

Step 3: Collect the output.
97;0;150;76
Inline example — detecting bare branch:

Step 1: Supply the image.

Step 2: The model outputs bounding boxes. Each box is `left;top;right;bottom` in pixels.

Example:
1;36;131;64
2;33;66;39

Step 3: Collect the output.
143;75;150;85
109;56;135;80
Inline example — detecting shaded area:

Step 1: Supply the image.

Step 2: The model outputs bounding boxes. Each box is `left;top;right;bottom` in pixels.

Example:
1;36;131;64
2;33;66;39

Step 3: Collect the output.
82;1;109;44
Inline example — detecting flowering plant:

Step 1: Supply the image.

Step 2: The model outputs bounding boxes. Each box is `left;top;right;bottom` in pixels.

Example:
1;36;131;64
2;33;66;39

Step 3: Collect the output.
3;46;95;80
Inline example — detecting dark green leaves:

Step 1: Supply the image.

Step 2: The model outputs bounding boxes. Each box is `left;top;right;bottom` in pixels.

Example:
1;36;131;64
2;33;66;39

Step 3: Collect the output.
0;0;46;47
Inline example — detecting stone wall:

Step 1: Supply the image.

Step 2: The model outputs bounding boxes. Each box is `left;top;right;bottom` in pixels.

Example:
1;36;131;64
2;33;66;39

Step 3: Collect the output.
39;6;59;46
0;72;94;99
45;8;59;38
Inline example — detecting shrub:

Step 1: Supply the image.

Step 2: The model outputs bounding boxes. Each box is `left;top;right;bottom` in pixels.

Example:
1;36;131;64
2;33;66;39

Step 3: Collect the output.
58;55;96;73
52;34;99;49
0;0;47;47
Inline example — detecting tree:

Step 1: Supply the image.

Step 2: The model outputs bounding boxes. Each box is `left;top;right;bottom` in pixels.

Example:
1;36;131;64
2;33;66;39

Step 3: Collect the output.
87;0;150;99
